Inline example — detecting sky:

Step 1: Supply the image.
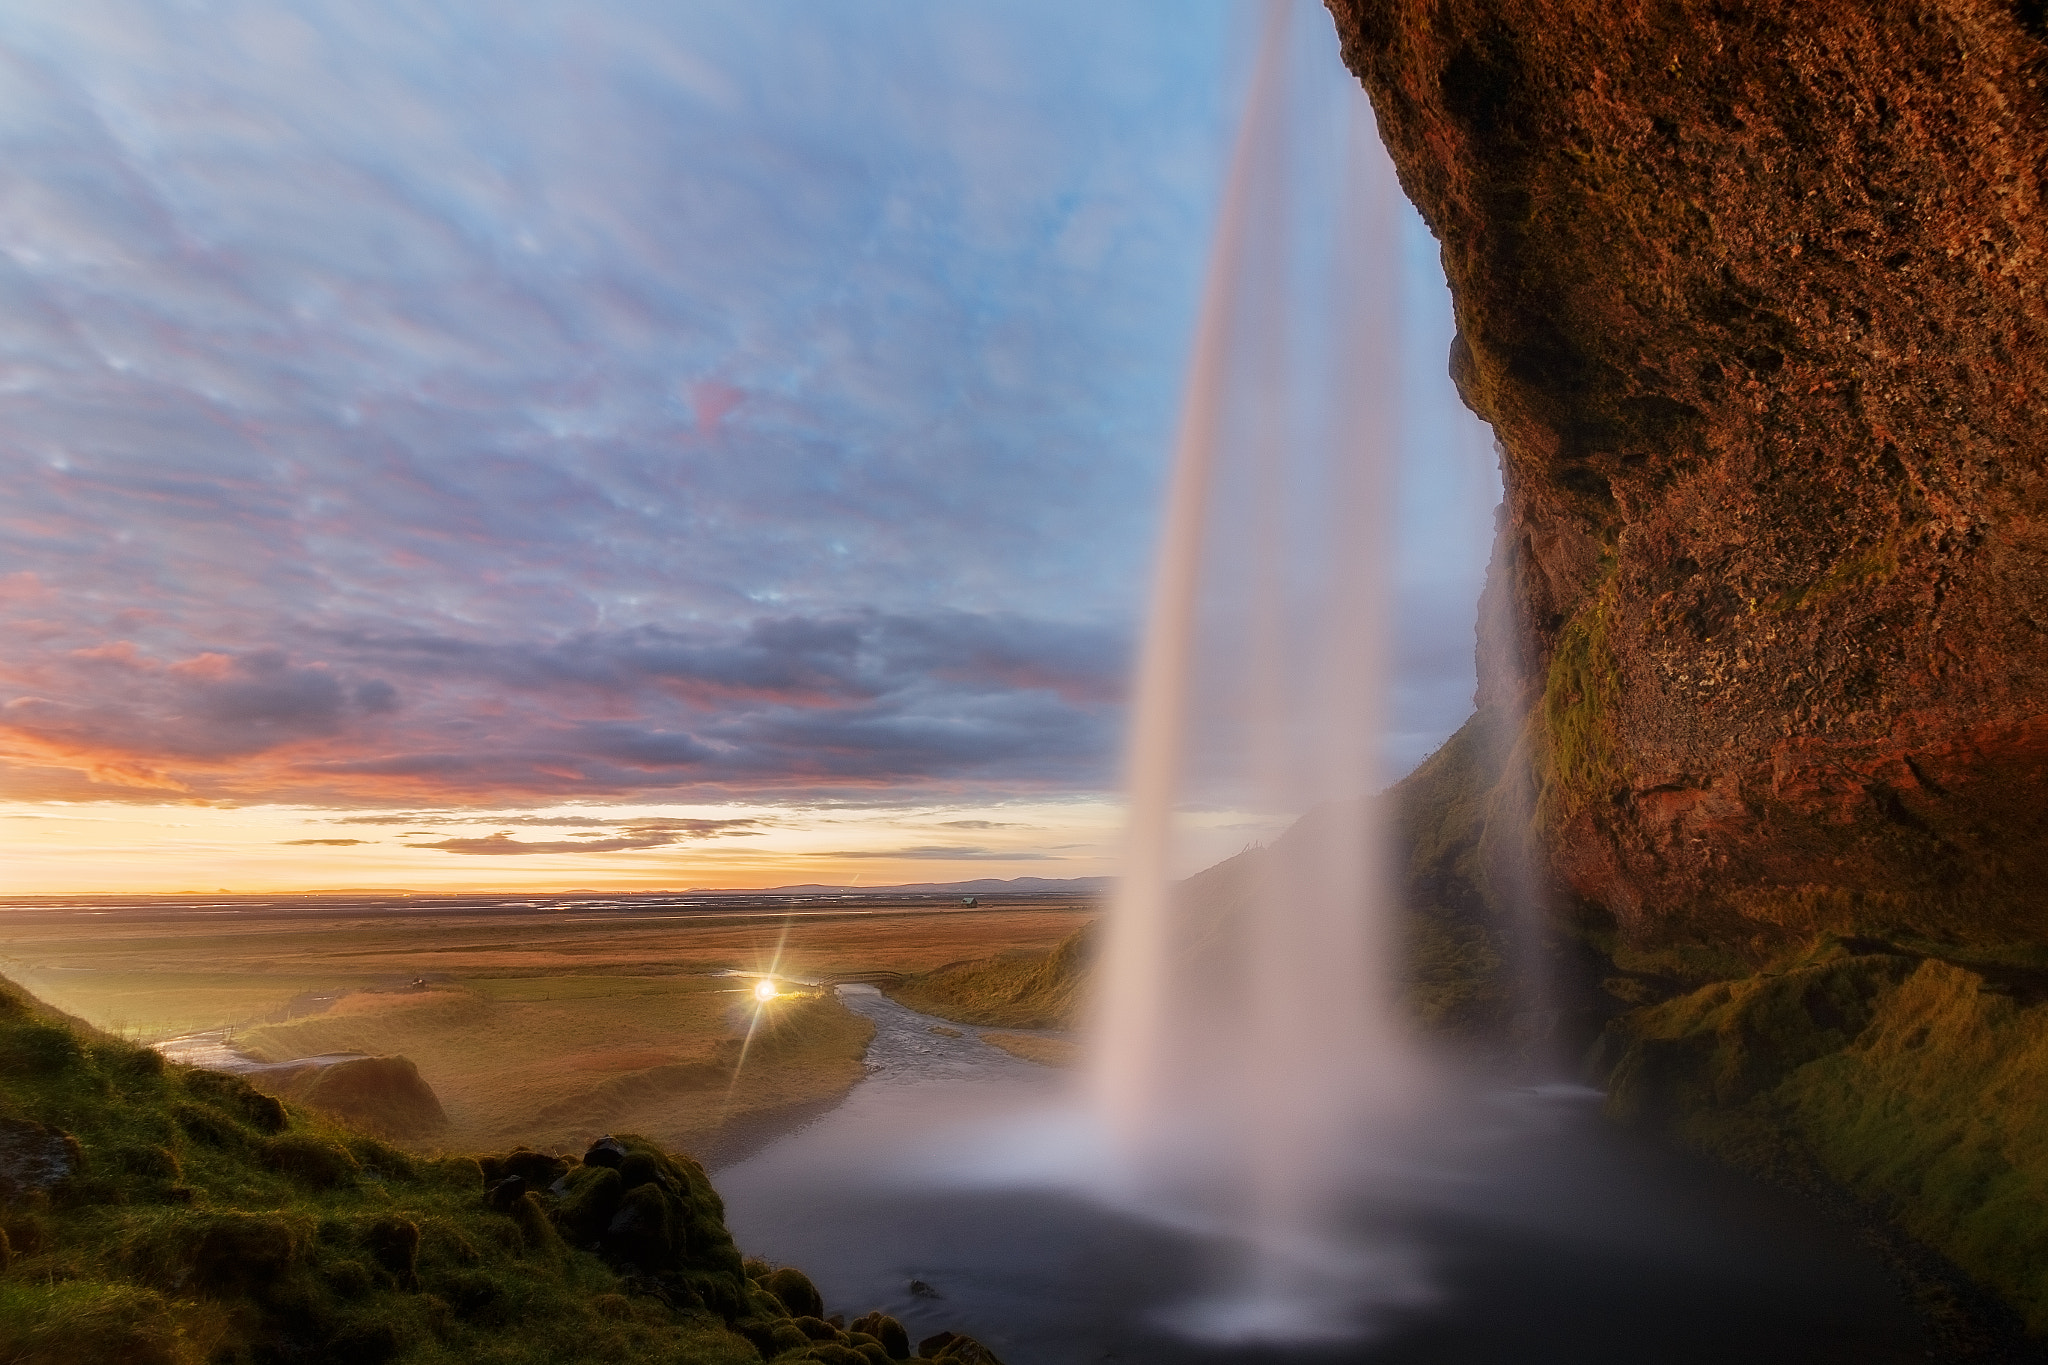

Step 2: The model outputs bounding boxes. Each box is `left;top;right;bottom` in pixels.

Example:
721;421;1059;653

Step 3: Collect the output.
0;0;1499;895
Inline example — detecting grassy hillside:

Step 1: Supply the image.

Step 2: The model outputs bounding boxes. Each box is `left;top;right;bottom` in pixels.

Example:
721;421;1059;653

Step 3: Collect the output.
883;924;1093;1031
1603;936;2048;1336
0;973;998;1365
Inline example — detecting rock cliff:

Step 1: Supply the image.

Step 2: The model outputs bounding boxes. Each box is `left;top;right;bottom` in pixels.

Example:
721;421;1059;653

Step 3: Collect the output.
1328;0;2048;957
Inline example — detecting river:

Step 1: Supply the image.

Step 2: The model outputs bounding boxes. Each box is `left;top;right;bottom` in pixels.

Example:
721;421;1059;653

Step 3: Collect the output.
715;986;1931;1364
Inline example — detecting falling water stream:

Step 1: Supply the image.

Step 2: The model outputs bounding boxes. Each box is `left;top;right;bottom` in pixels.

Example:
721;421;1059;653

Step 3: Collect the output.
1085;0;1419;1338
717;4;1941;1358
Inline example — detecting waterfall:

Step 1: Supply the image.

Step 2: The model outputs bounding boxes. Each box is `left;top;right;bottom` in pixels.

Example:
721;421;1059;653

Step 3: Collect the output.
1086;0;1425;1340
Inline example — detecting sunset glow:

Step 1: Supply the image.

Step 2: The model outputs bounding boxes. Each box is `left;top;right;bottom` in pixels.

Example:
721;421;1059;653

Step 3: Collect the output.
0;2;1494;895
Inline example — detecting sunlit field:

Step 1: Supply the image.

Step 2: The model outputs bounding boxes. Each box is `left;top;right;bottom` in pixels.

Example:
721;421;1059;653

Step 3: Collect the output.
0;894;1090;1163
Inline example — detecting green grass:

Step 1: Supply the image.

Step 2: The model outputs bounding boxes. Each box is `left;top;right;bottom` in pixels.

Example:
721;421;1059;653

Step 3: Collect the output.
0;973;991;1364
884;926;1092;1031
1604;937;2048;1332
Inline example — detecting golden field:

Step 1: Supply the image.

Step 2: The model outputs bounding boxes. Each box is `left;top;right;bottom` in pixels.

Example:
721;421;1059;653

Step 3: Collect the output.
0;895;1091;1164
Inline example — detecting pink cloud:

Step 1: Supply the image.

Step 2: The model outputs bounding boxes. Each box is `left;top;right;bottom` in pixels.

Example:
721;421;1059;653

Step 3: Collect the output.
691;381;745;435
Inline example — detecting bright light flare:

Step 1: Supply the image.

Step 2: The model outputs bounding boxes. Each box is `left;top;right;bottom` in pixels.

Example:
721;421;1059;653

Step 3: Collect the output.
754;979;778;1002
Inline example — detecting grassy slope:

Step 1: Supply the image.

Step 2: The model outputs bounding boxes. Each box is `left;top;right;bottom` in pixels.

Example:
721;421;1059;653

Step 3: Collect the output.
1604;937;2048;1333
0;974;989;1365
883;925;1093;1031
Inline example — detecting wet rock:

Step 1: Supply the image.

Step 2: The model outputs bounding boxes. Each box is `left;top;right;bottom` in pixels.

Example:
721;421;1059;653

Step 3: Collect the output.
907;1278;941;1299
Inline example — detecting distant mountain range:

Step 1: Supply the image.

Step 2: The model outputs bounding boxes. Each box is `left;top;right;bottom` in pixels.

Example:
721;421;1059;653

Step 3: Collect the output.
751;875;1111;897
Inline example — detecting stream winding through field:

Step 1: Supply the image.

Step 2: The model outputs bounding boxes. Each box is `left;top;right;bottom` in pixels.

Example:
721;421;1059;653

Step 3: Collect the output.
716;985;1934;1365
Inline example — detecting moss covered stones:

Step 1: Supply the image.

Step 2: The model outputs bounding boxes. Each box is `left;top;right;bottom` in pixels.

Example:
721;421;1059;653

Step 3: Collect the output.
0;971;1005;1364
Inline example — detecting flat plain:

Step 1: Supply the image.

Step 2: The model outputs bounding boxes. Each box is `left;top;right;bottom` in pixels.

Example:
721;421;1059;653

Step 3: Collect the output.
0;891;1092;1163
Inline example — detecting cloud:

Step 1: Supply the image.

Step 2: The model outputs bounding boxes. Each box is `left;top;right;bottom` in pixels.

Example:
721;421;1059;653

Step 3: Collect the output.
333;813;768;828
0;1;1233;810
281;838;368;846
0;1;1501;817
0;610;1125;802
409;816;762;854
822;845;1055;861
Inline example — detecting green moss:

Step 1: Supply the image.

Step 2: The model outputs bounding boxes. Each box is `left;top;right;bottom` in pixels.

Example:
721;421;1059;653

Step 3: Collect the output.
0;974;1002;1364
1766;538;1900;613
1605;942;2048;1332
1538;581;1627;826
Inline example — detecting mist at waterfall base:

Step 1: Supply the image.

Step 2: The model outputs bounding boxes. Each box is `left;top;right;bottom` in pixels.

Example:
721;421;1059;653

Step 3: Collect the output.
717;6;1931;1360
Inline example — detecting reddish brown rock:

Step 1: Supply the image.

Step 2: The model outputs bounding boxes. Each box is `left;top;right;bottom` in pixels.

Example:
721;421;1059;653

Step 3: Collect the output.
1328;0;2048;953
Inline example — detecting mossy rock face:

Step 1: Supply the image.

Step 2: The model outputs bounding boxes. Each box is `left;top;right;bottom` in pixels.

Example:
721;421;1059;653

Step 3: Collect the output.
761;1264;825;1318
477;1133;752;1311
1605;948;1919;1121
1604;940;2048;1332
555;1163;625;1242
850;1311;911;1359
